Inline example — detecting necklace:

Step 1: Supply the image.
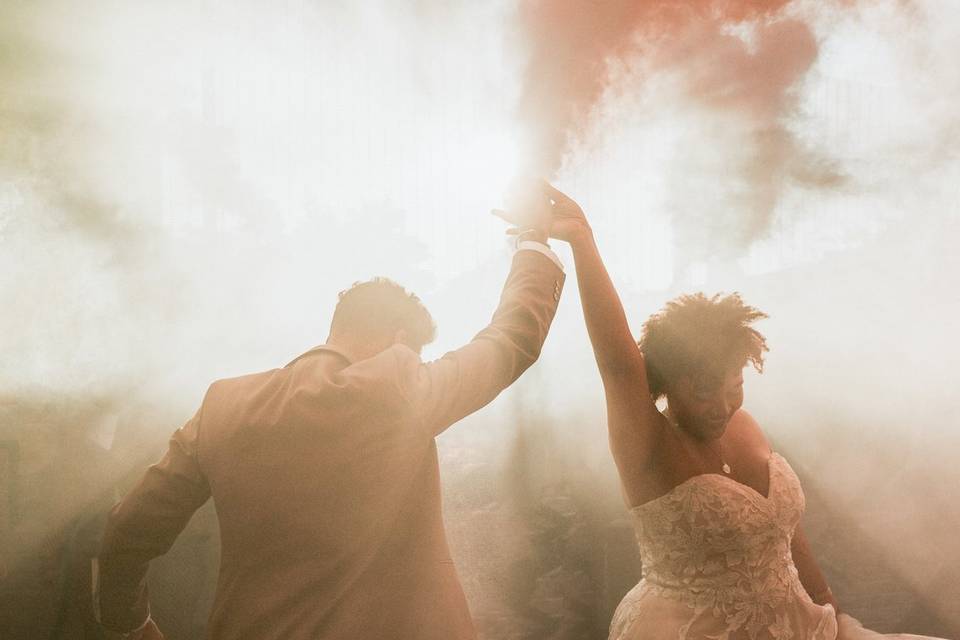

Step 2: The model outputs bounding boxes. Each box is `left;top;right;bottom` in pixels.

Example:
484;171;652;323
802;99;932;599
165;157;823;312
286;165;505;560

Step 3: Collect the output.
665;409;731;475
719;441;732;475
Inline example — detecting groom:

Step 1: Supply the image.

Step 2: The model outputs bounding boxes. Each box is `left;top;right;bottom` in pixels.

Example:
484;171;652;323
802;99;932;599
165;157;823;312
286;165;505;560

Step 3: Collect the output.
95;209;564;639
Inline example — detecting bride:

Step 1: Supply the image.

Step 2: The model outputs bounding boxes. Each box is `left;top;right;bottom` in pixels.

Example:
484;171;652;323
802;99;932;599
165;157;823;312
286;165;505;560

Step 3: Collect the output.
505;182;949;640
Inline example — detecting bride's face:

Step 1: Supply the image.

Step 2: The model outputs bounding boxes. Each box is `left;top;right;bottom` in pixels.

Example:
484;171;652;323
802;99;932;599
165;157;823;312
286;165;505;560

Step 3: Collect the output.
669;367;745;441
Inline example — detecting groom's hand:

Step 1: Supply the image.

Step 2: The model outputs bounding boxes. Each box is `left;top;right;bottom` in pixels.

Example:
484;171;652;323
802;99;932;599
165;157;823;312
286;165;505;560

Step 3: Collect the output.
492;178;553;241
140;620;165;640
102;619;165;640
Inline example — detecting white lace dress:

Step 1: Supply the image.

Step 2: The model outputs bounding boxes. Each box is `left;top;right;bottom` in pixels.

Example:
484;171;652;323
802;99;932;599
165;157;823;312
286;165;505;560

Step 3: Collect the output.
609;453;948;640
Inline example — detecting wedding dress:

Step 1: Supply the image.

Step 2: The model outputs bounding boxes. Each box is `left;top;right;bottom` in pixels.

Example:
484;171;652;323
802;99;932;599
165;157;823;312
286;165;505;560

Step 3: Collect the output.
609;453;948;640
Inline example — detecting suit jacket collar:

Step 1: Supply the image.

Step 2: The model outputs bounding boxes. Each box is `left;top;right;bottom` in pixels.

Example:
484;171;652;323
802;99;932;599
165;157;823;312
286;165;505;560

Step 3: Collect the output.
285;344;354;368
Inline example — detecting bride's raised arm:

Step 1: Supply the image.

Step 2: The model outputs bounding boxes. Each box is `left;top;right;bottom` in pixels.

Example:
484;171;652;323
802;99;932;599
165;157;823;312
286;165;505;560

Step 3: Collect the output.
542;184;665;487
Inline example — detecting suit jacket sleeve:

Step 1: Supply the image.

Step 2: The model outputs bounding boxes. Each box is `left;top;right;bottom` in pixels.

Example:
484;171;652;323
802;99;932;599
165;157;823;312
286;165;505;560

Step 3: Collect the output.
96;406;211;632
413;248;565;434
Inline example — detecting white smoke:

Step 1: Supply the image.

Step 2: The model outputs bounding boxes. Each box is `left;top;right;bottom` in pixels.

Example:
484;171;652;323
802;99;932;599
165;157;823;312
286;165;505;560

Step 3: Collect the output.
2;0;958;634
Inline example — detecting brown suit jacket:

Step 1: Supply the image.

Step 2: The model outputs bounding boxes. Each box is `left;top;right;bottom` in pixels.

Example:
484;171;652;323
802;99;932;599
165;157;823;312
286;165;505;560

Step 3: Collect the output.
97;249;564;639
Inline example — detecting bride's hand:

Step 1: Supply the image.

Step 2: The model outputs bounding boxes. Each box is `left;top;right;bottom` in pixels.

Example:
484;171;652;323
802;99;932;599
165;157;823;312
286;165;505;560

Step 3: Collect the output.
539;181;591;243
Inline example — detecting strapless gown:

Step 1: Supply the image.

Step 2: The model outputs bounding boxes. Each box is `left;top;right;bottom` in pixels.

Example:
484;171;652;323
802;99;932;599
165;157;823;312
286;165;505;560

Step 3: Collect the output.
609;453;949;640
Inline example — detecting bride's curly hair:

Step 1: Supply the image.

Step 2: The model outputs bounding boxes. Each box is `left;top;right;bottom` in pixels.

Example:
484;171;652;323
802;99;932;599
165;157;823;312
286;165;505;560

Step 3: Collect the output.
639;292;768;400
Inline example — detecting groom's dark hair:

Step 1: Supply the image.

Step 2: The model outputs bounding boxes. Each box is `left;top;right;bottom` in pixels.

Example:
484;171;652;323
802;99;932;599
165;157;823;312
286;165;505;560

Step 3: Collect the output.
639;292;768;400
331;277;437;350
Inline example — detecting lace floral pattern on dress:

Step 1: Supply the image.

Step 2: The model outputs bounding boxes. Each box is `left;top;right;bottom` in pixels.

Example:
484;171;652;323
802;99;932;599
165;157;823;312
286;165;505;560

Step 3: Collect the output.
611;453;835;640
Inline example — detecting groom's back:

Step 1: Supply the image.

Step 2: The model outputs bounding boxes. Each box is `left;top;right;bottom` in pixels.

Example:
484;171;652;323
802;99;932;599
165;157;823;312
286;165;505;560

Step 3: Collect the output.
196;345;474;640
98;249;564;640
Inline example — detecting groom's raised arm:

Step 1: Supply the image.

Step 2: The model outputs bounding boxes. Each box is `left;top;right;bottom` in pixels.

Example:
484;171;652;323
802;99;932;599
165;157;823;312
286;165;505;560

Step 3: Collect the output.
411;244;564;435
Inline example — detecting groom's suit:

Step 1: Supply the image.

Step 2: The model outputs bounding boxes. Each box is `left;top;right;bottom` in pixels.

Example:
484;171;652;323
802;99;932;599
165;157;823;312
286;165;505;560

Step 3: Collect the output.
96;247;564;640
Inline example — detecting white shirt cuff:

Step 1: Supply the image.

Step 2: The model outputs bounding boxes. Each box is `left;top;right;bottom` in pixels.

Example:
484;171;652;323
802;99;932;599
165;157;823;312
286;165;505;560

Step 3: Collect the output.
516;240;564;272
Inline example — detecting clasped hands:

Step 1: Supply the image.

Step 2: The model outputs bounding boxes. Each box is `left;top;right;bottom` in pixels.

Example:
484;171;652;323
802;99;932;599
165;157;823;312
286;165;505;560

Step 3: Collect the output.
492;179;591;244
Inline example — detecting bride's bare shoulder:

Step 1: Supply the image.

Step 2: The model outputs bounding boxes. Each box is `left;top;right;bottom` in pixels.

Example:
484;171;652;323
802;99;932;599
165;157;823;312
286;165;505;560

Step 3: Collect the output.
727;409;772;453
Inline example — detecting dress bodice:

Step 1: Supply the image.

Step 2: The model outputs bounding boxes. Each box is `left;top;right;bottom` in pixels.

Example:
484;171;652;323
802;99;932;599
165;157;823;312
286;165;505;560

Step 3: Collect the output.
612;453;836;640
632;453;802;600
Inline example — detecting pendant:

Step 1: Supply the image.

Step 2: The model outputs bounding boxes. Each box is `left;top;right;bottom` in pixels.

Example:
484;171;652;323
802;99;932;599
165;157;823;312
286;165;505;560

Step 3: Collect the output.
722;463;731;474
